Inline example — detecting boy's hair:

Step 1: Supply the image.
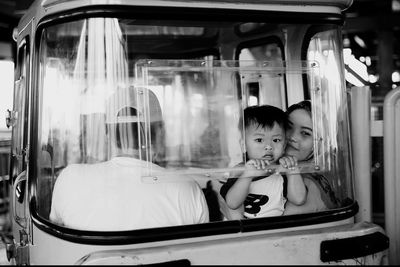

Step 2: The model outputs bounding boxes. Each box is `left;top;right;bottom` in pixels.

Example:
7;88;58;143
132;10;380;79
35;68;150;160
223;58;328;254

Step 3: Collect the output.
242;105;287;130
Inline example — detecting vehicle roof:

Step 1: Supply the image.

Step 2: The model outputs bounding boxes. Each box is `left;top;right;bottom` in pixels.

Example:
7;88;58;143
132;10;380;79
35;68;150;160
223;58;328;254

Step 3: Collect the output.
18;0;353;34
40;0;353;10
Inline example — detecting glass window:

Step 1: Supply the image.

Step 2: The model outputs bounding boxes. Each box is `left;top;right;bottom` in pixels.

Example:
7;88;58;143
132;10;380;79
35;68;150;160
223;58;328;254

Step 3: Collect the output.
36;18;220;224
305;26;354;205
11;42;28;174
0;59;13;214
135;60;324;177
36;18;353;231
238;42;285;108
8;41;29;221
0;60;14;134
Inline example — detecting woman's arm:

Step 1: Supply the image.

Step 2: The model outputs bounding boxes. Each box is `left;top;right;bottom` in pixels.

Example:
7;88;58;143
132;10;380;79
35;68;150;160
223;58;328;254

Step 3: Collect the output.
283;177;328;215
286;172;307;205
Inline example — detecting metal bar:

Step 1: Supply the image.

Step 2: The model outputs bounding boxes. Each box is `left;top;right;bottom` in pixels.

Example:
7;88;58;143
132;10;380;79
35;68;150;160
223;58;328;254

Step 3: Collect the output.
383;87;400;265
350;86;372;223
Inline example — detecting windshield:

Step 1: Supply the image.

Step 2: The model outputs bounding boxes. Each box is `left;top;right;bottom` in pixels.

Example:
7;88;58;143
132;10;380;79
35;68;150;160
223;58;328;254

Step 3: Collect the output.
36;17;353;231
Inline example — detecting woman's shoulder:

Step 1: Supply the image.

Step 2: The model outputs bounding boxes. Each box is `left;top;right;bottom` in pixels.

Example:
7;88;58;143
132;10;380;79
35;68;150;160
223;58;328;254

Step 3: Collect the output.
303;173;340;209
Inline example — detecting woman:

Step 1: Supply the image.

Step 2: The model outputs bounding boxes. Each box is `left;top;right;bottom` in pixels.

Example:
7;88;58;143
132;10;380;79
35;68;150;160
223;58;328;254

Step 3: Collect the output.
283;100;340;215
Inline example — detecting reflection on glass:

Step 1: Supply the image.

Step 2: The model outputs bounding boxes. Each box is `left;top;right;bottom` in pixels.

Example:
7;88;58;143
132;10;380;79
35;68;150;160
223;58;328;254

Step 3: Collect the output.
307;27;353;204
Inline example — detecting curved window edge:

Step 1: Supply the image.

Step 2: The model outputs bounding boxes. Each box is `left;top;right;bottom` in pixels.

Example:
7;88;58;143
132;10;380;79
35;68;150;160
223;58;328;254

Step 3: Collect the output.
241;202;358;232
34;6;345;48
300;24;341;99
30;197;358;246
234;12;344;38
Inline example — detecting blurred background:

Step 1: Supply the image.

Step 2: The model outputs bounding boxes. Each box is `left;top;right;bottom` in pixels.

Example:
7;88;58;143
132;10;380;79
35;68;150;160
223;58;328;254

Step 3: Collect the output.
0;0;399;229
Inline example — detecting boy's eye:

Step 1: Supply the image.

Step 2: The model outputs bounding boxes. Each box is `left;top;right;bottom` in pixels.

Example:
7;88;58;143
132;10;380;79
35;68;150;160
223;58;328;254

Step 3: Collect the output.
273;138;281;143
254;138;263;143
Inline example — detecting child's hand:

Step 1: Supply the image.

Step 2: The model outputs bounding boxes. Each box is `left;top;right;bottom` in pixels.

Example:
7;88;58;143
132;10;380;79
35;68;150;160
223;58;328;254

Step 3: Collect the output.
279;155;299;173
241;158;270;178
246;158;270;170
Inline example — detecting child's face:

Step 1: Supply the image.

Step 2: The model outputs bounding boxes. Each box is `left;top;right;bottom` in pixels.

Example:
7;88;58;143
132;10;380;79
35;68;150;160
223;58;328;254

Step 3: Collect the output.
244;122;286;163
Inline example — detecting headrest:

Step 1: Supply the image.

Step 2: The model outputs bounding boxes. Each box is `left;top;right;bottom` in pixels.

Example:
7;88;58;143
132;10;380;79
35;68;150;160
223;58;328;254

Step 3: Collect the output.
105;86;162;124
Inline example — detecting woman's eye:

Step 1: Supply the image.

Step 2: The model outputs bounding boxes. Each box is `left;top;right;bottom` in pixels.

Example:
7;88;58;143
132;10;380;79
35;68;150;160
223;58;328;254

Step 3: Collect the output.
301;131;312;137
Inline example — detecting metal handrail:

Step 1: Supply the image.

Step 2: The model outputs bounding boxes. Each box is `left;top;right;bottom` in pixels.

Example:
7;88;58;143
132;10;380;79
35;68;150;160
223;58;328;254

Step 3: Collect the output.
350;86;372;223
383;86;400;265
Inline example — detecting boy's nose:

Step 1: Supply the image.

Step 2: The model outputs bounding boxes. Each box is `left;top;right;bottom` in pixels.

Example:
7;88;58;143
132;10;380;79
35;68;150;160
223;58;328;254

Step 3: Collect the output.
265;144;273;151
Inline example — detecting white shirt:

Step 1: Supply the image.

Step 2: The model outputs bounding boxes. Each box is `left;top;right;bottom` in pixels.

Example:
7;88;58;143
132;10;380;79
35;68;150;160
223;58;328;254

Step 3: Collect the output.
244;173;286;218
49;157;209;231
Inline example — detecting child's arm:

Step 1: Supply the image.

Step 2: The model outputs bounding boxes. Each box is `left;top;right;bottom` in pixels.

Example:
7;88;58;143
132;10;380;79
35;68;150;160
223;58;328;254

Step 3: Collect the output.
225;159;268;210
279;156;307;205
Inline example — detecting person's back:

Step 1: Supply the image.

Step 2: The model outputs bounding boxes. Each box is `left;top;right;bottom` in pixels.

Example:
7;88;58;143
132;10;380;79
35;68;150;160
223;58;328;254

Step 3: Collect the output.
50;157;209;231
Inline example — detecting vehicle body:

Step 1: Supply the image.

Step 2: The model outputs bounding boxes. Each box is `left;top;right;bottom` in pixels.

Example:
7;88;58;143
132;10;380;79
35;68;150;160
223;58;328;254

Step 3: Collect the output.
4;0;391;264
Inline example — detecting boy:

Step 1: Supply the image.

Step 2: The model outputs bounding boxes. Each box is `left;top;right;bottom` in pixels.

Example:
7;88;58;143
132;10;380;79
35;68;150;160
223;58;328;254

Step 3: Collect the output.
220;105;307;218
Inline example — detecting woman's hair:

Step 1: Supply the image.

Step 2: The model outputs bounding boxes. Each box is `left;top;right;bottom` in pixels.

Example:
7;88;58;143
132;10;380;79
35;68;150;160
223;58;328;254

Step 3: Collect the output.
286;100;311;116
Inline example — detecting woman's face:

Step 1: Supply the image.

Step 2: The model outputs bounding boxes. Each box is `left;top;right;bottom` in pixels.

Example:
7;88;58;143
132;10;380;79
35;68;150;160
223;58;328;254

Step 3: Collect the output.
285;109;313;161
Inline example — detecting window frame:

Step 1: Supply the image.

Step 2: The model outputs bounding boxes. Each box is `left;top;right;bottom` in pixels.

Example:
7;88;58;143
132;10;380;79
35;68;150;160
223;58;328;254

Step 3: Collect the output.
29;6;357;244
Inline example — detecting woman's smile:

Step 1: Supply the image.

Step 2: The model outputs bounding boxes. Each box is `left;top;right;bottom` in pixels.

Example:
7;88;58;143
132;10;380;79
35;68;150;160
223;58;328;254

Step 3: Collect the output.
286;142;299;152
